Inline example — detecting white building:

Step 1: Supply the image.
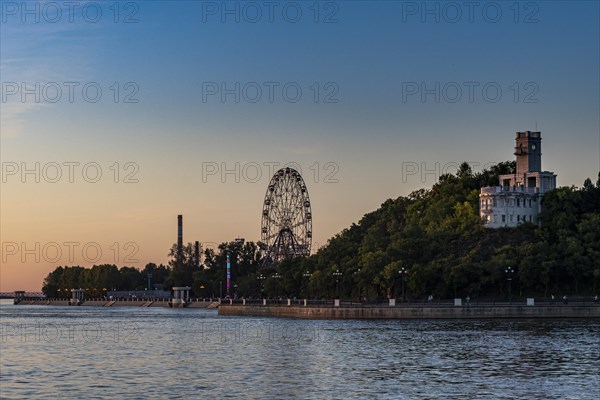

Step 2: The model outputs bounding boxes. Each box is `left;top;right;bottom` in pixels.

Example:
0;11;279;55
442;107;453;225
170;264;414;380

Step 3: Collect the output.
480;131;556;228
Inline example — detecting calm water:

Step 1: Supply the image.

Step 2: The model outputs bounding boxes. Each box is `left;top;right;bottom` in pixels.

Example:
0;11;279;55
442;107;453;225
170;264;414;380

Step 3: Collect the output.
1;300;598;399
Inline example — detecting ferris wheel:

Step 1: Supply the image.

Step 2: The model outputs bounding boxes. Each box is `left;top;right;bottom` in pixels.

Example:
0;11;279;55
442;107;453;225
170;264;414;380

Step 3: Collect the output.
261;167;312;263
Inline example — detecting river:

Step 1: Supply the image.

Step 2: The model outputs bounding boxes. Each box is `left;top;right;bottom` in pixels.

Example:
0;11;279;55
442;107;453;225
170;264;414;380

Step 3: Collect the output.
1;300;598;399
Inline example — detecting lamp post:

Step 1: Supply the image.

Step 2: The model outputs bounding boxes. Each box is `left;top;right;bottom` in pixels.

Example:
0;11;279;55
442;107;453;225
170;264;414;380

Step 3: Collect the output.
257;274;266;298
303;271;312;299
353;268;361;302
505;267;514;303
272;273;281;298
398;267;407;302
333;269;342;299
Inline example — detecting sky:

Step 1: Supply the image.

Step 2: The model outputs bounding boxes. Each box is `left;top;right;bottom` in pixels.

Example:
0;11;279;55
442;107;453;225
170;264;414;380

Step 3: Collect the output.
1;0;599;291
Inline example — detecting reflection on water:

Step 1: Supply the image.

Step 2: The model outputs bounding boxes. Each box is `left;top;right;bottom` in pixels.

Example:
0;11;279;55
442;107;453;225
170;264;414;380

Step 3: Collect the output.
1;300;598;399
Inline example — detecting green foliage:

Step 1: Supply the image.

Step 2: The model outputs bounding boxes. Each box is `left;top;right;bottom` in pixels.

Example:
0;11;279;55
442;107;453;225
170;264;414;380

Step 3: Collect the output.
42;263;169;297
191;240;263;298
299;164;599;300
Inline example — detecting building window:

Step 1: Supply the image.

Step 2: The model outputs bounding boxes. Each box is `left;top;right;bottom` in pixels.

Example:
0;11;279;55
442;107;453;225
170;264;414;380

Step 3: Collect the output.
529;199;532;207
529;215;532;222
493;198;497;207
517;199;520;207
510;215;513;222
517;215;520;222
502;215;506;223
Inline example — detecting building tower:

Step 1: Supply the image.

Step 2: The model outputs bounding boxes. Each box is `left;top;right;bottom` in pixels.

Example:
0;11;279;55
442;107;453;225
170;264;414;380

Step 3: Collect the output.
515;131;542;176
480;131;556;228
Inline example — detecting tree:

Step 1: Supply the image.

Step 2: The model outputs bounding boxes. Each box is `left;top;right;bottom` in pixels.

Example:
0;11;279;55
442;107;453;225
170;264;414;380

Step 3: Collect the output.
165;242;202;291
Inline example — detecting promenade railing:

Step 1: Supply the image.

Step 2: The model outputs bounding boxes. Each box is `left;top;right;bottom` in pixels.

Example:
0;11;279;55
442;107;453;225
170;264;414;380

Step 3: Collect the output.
219;298;600;307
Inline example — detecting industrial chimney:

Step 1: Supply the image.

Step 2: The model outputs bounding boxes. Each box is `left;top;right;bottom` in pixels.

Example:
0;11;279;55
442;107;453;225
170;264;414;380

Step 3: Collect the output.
177;215;183;261
194;241;200;268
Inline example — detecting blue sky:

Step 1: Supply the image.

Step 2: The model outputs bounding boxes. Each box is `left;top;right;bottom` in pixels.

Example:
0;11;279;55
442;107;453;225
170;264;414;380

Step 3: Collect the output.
1;0;599;290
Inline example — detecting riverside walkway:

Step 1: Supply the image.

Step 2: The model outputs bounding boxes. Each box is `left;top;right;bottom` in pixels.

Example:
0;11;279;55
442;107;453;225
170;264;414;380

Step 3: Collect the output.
9;297;219;308
8;295;599;319
218;298;600;319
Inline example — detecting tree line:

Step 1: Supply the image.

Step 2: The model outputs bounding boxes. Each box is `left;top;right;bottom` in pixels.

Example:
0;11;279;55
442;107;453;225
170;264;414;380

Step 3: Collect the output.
42;162;600;301
42;263;170;298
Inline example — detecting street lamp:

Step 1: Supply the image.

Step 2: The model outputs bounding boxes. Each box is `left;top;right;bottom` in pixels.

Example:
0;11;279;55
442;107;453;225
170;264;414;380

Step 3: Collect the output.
272;273;281;298
303;271;312;299
257;274;266;298
505;267;514;303
353;268;361;302
333;269;343;299
398;267;407;302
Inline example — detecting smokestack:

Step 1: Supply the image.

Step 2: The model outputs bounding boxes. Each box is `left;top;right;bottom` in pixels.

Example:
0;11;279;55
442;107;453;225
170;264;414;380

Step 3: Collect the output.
194;241;200;267
177;215;183;261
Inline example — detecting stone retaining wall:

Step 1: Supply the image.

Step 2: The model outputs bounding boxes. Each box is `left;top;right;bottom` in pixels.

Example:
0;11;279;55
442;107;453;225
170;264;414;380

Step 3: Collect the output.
218;305;600;319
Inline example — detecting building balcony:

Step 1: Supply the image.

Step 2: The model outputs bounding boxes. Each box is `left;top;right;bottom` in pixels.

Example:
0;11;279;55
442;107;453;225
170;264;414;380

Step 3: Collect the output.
481;186;501;194
481;186;539;195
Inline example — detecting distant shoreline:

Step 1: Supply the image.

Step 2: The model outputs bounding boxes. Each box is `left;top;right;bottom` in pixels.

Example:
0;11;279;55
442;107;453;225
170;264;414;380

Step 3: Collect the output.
10;299;217;309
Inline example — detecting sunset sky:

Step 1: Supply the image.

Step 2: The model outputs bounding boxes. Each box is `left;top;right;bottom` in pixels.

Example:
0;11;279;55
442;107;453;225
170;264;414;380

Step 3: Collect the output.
1;1;599;291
